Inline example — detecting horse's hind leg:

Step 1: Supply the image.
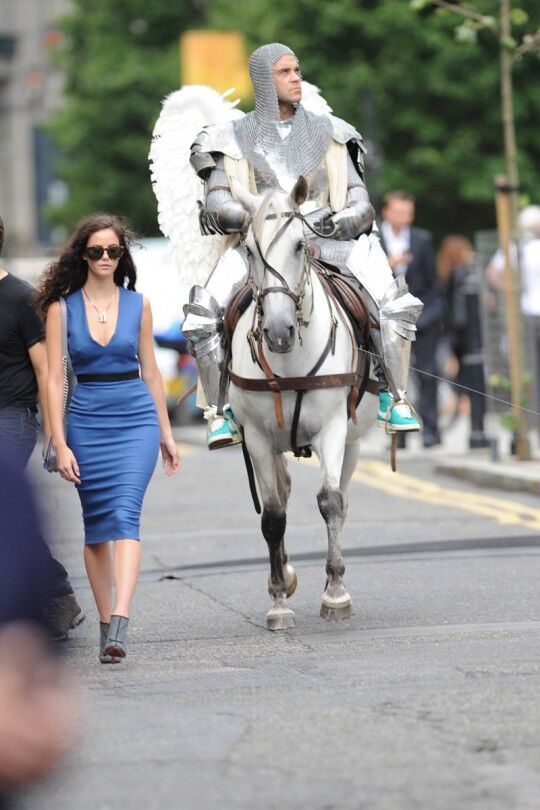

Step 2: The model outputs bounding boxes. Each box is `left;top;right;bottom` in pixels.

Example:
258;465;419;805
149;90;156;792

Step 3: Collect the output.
248;440;295;630
314;421;352;621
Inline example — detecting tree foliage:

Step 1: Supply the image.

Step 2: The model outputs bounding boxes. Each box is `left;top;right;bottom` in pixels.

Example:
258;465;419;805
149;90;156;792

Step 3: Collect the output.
46;0;203;236
209;0;540;240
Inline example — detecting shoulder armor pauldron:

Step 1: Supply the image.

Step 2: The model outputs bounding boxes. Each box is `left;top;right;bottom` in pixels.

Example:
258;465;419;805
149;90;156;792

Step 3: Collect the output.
330;115;366;153
190;122;243;179
191;122;243;159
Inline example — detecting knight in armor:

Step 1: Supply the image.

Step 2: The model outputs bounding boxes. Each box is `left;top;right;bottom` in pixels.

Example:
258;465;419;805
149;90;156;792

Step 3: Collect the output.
183;42;424;448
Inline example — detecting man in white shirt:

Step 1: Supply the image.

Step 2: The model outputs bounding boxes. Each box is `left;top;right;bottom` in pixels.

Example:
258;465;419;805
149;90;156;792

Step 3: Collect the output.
379;191;445;446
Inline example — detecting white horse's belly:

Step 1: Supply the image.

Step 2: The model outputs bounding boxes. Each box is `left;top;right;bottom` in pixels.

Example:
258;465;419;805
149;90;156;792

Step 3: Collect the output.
230;387;349;453
347;392;379;442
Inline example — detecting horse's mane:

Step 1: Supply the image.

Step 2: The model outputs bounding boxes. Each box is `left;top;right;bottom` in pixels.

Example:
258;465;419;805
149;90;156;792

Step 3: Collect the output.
252;189;289;245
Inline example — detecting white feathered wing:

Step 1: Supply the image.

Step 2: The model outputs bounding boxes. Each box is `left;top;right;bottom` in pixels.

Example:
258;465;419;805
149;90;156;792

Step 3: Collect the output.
149;85;243;306
300;81;334;116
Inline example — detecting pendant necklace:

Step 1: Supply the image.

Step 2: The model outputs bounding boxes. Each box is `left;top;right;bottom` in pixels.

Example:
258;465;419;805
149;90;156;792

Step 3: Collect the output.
82;287;117;324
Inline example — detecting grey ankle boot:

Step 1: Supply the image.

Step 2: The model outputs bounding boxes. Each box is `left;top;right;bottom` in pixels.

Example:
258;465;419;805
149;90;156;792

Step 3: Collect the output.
99;622;113;664
105;615;129;660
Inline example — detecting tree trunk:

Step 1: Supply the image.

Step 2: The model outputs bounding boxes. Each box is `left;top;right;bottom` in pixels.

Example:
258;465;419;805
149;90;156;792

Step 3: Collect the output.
497;0;529;459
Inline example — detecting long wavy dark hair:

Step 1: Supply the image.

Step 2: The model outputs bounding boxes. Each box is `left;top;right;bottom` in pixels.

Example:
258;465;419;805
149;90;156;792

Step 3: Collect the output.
37;213;138;316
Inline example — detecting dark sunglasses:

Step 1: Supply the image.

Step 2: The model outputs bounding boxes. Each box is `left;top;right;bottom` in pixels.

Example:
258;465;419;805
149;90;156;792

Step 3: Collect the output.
85;244;124;261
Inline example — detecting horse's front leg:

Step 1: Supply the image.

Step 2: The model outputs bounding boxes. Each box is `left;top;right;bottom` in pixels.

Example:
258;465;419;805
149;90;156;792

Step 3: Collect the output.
313;418;352;621
245;430;295;630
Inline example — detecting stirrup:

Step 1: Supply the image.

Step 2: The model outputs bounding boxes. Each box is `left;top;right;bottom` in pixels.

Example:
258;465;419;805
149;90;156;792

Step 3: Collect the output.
377;392;421;434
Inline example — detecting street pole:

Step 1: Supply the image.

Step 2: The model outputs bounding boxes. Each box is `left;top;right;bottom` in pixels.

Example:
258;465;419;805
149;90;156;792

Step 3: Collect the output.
494;0;529;460
494;175;529;460
499;0;520;233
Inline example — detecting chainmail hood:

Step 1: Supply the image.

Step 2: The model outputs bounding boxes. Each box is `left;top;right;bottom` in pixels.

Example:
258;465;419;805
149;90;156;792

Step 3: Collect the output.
234;43;332;189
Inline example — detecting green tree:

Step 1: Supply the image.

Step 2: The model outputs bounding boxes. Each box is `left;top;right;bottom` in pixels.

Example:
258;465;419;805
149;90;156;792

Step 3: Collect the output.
209;0;540;241
47;0;203;237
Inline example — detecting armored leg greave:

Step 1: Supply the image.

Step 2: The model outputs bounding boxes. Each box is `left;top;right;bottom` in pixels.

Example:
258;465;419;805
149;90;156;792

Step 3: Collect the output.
372;275;423;401
346;236;423;402
182;285;225;413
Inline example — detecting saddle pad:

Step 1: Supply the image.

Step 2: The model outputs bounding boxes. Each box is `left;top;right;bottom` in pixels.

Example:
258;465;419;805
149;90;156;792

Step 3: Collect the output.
223;283;253;345
316;268;371;347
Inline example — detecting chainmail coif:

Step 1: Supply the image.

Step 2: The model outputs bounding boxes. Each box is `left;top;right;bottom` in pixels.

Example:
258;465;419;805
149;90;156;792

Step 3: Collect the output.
233;43;332;189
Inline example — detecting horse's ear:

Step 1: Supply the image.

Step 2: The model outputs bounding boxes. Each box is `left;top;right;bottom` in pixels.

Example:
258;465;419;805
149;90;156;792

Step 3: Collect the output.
230;179;258;215
289;176;308;209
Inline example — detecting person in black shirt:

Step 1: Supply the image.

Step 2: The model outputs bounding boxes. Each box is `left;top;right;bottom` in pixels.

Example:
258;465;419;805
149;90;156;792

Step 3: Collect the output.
0;215;83;639
437;235;489;449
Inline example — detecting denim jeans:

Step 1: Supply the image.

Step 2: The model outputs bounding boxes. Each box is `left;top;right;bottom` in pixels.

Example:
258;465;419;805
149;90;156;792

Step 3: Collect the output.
0;406;73;599
0;406;39;469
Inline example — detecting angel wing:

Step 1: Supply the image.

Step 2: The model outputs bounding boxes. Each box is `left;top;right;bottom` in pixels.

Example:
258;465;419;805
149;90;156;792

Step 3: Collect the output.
149;85;243;305
300;81;334;116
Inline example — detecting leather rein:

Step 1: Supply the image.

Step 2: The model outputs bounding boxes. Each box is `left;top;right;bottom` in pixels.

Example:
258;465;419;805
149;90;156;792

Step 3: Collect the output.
228;209;377;457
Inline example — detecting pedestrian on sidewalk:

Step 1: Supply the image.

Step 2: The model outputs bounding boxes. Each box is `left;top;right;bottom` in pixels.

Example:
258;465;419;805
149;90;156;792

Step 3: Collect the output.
0;215;83;641
38;213;179;664
379;191;445;447
437;235;490;449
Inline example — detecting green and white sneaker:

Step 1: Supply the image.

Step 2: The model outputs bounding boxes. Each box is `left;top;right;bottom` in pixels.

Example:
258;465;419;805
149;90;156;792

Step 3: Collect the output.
206;406;243;450
377;391;421;433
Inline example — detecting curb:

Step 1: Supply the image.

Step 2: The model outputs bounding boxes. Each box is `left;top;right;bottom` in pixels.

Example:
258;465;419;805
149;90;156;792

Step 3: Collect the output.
435;458;540;495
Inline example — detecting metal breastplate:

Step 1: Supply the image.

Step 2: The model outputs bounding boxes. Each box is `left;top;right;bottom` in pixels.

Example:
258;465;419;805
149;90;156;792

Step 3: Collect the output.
253;156;330;206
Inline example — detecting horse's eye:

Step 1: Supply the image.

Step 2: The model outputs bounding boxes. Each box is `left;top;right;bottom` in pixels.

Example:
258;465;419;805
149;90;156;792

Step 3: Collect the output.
295;241;304;253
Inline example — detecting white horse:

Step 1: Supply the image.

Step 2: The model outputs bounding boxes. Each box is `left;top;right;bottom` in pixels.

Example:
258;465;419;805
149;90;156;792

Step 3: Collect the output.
229;176;379;630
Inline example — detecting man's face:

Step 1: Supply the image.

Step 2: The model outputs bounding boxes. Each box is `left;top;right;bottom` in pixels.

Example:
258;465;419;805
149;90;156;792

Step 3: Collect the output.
272;55;302;105
383;199;415;230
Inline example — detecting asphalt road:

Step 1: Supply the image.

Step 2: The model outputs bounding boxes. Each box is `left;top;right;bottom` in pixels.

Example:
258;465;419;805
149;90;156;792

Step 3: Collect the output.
21;421;540;810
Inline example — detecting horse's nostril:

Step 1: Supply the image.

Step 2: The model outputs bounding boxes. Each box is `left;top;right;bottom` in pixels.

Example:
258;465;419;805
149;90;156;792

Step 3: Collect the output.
288;326;294;337
263;327;269;336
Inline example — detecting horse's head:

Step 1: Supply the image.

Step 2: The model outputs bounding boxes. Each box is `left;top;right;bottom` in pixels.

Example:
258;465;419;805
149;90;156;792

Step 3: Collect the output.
233;176;309;354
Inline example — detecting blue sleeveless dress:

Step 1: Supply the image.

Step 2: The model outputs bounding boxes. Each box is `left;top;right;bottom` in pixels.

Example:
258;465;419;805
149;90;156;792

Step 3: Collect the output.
66;288;160;545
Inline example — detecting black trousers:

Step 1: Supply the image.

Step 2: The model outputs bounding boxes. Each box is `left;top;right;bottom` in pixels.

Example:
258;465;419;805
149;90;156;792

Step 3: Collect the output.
412;327;440;439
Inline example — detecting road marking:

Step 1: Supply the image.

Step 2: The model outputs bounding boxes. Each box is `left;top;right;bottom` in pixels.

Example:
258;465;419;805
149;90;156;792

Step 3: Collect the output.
297;455;540;530
351;459;540;530
183;441;540;529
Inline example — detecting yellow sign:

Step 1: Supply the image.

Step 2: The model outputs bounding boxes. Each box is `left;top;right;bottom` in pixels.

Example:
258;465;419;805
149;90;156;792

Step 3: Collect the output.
180;30;252;100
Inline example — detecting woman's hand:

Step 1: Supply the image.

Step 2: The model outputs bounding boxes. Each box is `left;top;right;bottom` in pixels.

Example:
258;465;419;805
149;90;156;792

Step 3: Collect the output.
56;445;81;485
160;435;179;476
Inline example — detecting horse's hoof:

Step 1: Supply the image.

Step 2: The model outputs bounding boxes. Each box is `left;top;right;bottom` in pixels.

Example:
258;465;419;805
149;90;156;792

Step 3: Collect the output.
320;595;353;622
285;564;297;598
266;607;296;631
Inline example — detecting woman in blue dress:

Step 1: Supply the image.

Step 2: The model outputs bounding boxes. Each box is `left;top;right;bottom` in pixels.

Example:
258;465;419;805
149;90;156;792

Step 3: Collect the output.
38;214;179;664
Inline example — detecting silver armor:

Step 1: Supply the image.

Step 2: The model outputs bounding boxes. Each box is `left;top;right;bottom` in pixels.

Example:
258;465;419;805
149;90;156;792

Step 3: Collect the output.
349;255;424;402
184;41;423;423
330;201;375;241
182;286;224;411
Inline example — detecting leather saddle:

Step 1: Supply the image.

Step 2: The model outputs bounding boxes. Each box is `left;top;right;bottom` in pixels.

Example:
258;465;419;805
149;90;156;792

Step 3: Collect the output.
224;266;374;351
